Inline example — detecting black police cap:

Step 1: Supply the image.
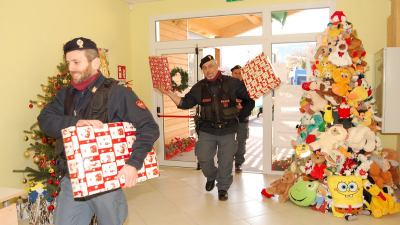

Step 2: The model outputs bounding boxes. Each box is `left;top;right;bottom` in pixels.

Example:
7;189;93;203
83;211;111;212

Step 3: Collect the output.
199;55;214;68
230;65;241;72
63;37;98;55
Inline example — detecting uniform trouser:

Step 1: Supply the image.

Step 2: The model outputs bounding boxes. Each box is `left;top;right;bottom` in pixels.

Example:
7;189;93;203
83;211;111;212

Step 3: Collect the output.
195;131;237;191
234;121;249;166
54;177;128;225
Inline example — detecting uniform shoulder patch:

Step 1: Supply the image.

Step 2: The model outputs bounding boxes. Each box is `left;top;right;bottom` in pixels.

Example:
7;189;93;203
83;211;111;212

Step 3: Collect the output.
136;99;147;110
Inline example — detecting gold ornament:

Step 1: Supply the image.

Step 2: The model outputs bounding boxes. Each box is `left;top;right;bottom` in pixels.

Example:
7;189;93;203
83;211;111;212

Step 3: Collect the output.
62;79;68;84
33;156;40;163
24;135;29;141
31;133;37;139
37;102;44;107
48;168;54;173
42;86;49;92
24;150;30;158
22;178;28;184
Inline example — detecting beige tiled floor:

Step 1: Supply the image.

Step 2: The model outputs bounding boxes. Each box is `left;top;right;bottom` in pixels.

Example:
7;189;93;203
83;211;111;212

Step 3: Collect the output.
124;167;400;225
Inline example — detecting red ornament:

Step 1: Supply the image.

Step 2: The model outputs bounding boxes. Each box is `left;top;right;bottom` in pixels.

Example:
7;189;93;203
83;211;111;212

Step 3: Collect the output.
54;180;60;186
42;137;47;144
52;192;58;198
48;205;55;211
50;172;56;177
50;160;56;166
28;103;33;108
48;179;53;184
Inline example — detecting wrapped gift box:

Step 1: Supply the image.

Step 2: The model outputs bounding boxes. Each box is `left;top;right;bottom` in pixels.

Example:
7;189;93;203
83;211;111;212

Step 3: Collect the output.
148;56;172;91
62;122;159;198
241;52;281;99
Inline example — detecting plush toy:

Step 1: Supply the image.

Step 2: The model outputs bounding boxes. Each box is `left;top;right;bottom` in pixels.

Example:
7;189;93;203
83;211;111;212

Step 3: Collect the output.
363;178;400;218
382;148;400;188
306;91;328;112
328;36;353;67
338;100;350;119
312;184;328;213
289;179;319;207
353;154;372;179
347;85;368;108
261;171;297;203
352;108;372;127
323;104;334;126
369;162;393;189
307;151;327;180
346;126;376;152
327;175;364;220
330;11;346;25
332;66;353;97
310;125;347;156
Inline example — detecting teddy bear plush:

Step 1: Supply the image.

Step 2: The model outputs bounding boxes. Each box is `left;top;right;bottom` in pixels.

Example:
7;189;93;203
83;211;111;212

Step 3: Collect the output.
346;126;376;153
369;161;393;189
381;148;400;188
261;171;297;203
310;125;347;156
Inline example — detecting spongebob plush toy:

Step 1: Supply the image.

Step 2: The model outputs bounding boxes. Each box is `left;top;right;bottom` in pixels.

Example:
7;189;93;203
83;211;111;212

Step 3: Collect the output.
363;178;400;218
327;175;364;220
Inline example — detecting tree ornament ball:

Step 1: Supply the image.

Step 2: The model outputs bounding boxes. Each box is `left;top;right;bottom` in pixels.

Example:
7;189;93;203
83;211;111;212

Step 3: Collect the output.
33;156;40;163
22;178;28;184
48;168;55;174
37;101;44;107
24;135;29;141
62;79;68;84
31;133;37;139
24;150;30;158
28;103;33;108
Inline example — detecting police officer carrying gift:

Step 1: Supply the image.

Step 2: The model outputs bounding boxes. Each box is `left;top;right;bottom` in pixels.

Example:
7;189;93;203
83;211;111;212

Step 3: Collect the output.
231;65;254;173
157;55;254;201
38;37;159;225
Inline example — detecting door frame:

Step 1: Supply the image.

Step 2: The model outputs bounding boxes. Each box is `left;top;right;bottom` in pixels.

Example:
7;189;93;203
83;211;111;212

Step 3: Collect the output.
149;1;336;173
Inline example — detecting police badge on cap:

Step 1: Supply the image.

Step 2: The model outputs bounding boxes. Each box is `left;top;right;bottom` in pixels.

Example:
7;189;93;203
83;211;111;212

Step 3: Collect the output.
199;55;214;68
63;37;98;55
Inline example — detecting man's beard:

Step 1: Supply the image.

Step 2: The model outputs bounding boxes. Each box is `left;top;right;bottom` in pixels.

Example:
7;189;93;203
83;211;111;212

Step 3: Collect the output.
71;65;94;84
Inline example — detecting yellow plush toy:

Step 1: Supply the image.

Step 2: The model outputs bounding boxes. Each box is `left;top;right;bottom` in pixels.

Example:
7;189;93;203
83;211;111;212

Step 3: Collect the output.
363;179;400;218
327;175;364;220
332;67;354;97
323;104;334;125
347;86;368;108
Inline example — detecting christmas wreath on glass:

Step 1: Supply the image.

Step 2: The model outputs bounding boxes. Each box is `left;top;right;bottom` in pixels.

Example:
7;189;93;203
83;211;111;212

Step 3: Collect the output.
170;67;189;93
164;136;196;160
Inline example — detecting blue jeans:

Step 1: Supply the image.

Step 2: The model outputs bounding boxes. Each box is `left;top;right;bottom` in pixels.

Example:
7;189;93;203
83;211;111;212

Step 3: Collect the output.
54;177;127;225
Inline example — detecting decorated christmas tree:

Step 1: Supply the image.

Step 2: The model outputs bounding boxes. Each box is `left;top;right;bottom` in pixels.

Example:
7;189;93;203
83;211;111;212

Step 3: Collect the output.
14;48;113;224
262;11;400;220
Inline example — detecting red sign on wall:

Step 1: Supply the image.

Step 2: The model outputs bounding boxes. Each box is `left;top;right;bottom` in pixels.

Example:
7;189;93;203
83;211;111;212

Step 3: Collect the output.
118;65;126;80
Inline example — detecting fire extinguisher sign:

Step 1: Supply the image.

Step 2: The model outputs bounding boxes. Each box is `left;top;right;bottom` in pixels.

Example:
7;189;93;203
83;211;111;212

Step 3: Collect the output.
117;65;126;80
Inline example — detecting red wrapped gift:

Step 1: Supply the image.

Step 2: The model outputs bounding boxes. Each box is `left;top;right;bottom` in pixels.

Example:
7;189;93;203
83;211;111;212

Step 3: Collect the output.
241;52;281;99
148;56;172;91
61;122;159;198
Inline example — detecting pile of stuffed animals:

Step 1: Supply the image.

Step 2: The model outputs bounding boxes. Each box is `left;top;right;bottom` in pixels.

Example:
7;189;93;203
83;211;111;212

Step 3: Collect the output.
261;11;400;220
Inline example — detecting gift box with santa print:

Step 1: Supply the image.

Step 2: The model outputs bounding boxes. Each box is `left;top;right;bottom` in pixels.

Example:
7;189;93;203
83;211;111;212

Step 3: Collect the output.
241;52;281;100
148;56;173;92
62;122;159;198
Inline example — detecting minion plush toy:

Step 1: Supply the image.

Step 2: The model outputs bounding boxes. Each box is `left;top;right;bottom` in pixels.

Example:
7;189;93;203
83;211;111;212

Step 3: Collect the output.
327;175;364;220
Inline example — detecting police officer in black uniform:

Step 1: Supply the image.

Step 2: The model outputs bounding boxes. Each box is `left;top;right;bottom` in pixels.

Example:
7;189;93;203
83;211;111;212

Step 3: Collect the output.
159;55;254;201
231;65;254;173
38;37;159;225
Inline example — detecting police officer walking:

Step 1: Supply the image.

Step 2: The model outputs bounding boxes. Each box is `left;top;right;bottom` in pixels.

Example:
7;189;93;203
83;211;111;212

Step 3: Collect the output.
38;37;159;225
158;55;254;201
231;65;254;173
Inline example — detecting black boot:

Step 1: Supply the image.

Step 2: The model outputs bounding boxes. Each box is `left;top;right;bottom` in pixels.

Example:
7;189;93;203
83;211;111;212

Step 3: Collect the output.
218;190;228;201
196;162;201;170
205;180;215;192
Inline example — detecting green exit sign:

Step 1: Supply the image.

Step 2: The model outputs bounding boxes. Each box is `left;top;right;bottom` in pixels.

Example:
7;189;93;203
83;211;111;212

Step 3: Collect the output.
226;0;242;2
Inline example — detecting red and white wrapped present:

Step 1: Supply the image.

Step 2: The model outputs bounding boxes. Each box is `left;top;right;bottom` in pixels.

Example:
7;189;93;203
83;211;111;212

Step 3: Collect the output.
241;52;281;99
148;56;172;92
61;122;159;198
